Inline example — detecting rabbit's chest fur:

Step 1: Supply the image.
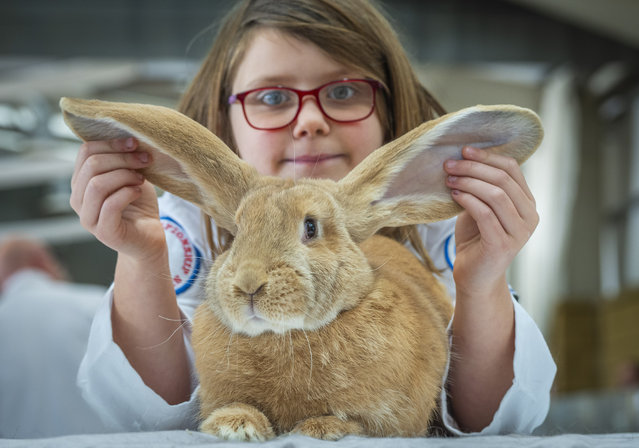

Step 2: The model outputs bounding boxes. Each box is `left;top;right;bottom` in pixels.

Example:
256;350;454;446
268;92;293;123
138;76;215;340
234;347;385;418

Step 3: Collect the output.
192;235;453;436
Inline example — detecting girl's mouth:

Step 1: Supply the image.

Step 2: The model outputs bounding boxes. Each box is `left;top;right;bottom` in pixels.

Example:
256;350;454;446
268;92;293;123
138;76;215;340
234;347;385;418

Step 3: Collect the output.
286;154;343;164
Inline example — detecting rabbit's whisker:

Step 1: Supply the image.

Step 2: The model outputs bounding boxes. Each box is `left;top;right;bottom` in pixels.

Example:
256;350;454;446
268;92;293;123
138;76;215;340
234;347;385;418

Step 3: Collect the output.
234;333;240;382
288;125;297;184
302;329;313;388
310;153;320;179
287;330;295;379
225;331;234;371
137;319;189;350
371;258;392;271
150;271;198;286
158;315;190;323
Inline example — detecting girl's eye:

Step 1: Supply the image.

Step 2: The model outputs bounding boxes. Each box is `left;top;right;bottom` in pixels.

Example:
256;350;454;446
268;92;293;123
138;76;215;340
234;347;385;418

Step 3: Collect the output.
327;84;355;101
257;89;290;106
304;217;318;241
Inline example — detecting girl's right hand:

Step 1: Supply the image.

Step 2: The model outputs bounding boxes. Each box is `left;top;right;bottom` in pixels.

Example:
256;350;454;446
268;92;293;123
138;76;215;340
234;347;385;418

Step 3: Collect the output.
70;137;166;260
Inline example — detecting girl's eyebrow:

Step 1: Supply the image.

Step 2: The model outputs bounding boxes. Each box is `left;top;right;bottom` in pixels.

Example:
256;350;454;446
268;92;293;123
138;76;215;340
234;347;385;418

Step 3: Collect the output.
243;76;295;89
242;71;361;90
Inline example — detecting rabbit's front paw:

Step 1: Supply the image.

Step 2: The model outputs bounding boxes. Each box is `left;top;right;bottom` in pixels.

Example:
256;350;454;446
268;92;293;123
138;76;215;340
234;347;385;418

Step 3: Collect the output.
292;415;364;440
200;403;275;441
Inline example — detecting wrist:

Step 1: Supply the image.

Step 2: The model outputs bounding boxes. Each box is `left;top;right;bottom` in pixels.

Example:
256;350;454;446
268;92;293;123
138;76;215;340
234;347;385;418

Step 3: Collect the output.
118;235;169;269
454;272;510;304
114;238;173;309
452;276;514;346
452;276;514;349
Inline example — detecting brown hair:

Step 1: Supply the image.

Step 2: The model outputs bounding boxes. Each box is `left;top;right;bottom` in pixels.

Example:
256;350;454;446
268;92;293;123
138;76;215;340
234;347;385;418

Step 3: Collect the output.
177;0;446;263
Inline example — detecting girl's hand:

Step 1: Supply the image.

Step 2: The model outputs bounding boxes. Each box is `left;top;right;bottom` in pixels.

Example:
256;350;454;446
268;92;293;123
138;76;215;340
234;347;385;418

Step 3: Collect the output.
444;146;539;298
72;138;190;404
70;137;166;260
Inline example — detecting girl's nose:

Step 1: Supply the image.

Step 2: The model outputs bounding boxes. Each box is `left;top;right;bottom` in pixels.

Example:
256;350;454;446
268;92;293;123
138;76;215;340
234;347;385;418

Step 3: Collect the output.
292;97;330;138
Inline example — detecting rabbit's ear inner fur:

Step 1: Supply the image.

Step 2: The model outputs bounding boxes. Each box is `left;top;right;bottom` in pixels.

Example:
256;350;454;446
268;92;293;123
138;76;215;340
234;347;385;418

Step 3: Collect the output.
59;97;260;234
338;105;543;243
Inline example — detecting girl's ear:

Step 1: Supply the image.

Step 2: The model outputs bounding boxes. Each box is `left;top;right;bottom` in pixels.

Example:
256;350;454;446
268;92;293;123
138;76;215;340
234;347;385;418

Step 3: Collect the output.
59;97;259;234
337;105;544;242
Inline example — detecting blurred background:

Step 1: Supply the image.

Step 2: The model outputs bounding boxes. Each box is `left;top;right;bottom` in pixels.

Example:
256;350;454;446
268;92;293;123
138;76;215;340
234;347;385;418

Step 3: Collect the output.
1;0;638;435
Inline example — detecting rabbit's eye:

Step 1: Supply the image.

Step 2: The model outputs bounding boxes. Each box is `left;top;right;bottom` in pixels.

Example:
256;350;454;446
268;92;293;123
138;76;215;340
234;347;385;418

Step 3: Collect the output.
304;217;318;241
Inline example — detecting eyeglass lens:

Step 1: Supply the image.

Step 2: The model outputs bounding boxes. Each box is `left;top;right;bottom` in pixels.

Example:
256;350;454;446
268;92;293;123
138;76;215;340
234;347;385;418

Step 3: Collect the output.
241;80;375;129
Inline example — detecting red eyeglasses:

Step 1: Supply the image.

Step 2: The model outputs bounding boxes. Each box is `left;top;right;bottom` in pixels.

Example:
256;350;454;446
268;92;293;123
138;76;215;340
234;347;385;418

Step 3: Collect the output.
228;79;383;130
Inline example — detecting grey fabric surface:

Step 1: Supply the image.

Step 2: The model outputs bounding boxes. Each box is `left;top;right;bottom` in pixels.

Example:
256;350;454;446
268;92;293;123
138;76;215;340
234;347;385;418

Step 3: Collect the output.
1;431;638;448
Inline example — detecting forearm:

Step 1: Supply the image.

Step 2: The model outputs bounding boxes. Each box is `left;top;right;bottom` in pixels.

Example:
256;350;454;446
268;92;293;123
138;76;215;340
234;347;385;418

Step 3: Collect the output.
447;277;515;432
112;246;191;405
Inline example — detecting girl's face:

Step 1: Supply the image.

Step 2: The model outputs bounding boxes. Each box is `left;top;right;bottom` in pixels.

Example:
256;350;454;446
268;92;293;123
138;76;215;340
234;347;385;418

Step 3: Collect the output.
229;29;385;181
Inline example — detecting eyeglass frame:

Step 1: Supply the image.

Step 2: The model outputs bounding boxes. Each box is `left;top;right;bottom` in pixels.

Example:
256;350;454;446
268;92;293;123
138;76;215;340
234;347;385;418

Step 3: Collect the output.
227;78;385;131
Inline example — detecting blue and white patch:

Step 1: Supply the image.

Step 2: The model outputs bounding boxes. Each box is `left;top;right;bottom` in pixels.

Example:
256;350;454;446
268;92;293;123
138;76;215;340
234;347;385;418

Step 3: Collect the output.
161;216;201;295
443;233;456;270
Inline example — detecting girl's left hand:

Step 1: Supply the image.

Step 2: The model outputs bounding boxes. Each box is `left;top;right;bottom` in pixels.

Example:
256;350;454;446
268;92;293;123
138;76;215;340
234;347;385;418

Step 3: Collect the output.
444;146;539;298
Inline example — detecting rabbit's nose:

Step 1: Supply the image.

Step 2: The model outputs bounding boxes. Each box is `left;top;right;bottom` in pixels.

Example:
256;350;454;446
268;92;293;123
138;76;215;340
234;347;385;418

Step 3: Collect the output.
233;264;267;298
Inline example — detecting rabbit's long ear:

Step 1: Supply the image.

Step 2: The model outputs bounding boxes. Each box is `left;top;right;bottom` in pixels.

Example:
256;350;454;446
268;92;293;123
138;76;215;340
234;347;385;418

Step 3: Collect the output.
337;105;543;242
60;97;260;233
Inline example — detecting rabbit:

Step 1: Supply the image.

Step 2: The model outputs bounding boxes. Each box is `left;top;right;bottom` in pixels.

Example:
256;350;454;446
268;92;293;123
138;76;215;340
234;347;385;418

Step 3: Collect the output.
59;97;543;440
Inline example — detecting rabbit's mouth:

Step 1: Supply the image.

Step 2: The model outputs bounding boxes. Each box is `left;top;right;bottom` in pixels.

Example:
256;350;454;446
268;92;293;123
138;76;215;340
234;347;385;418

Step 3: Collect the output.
241;315;271;336
234;301;310;336
246;305;268;325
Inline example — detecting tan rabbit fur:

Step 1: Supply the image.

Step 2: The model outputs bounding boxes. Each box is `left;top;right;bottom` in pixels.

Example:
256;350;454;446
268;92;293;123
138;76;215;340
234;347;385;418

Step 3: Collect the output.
59;97;543;440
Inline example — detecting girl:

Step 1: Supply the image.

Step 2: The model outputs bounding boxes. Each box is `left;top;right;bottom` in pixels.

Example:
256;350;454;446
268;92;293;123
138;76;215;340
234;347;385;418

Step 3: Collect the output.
71;0;555;435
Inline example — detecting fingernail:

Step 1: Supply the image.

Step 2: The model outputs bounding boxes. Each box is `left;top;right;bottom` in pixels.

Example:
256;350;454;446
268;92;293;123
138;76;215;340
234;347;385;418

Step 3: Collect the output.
464;146;479;157
125;137;135;149
445;160;457;169
447;175;458;184
136;152;149;163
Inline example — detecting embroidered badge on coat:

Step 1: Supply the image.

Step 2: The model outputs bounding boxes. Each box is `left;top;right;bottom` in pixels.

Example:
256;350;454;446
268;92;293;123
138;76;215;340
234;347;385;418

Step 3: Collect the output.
161;216;201;294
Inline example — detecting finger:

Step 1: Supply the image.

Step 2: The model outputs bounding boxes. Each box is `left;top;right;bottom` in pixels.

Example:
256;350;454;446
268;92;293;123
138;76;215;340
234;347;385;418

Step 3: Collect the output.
71;138;138;183
72;138;138;183
460;146;535;201
451;189;509;248
444;154;537;225
96;185;144;246
79;169;144;229
71;151;150;210
447;176;532;241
